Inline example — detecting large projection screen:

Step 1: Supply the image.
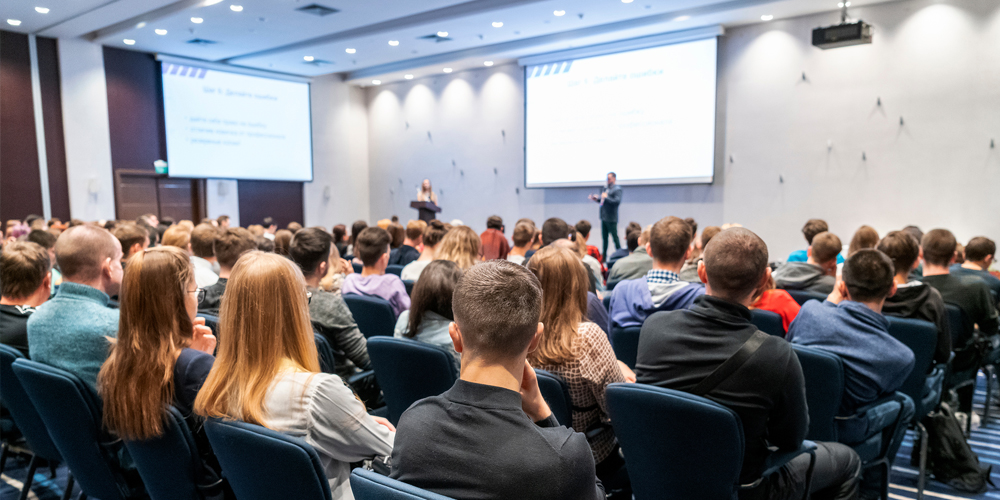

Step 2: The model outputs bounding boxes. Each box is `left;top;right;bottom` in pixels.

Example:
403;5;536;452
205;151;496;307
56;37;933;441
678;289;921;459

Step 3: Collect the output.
161;63;313;181
524;37;718;188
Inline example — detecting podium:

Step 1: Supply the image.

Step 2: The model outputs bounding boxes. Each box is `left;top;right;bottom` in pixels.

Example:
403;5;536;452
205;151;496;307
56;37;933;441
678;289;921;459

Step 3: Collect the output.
410;201;441;222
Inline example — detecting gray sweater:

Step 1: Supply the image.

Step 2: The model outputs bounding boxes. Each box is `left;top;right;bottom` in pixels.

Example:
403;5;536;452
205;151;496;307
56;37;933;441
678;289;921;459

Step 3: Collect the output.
307;288;371;379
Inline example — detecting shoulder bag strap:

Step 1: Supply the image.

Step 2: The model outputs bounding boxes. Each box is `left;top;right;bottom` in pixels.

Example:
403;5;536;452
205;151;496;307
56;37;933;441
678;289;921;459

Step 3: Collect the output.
690;330;769;396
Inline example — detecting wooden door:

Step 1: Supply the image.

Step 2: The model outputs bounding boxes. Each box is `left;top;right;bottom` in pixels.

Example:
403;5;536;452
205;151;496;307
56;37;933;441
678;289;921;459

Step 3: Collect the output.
114;170;206;222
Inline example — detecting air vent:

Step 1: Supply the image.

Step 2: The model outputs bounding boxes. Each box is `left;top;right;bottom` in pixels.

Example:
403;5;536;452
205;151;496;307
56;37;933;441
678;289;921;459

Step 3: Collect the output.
418;34;453;43
304;59;333;66
296;4;339;16
186;38;218;45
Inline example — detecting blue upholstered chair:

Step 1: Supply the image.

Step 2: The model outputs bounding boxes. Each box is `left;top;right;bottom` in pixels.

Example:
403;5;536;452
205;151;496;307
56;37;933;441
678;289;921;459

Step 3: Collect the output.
534;369;573;427
343;294;396;338
350;468;453;499
609;326;641;370
786;290;827;306
367;337;458;425
314;333;338;375
403;280;415;296
124;406;222;500
606;383;816;500
602;293;612;312
353;262;364;274
750;309;785;337
386;265;404;277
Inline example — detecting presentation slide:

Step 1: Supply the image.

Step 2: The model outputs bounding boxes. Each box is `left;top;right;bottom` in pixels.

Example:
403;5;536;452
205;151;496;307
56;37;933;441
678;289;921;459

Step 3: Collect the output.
162;63;313;181
525;37;718;188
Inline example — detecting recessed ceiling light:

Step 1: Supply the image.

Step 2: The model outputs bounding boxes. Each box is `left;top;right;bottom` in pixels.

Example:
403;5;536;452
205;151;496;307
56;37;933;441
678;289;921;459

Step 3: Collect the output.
553;10;566;16
443;68;453;73
761;14;774;21
404;74;414;80
191;17;204;23
155;28;167;35
437;31;449;37
483;61;494;67
372;80;381;85
345;48;356;54
492;21;503;28
621;0;634;3
6;19;22;26
123;39;136;45
136;21;146;28
230;4;243;11
837;1;852;6
673;15;690;21
203;0;223;5
303;55;314;62
388;40;399;46
35;7;50;14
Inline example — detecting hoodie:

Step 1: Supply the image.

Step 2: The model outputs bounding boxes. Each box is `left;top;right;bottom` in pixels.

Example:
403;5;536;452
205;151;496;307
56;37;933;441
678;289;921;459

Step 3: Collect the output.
773;262;836;294
609;275;705;329
882;281;951;364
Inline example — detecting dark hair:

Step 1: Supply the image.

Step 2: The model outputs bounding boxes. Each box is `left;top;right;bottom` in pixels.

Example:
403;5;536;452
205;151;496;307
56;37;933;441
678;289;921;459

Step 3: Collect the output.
332;224;347;243
701;226;721;249
356;227;391;266
877;231;920;277
287;222;302;233
921;229;956;267
190;223;219;258
273;229;294;256
575;220;592;239
1;241;50;299
256;236;275;253
541;218;569;246
512;222;534;247
626;229;641;252
683;218;698;238
113;224;148;260
802;219;829;245
811;232;842;264
407;261;462;338
902;226;924;245
405;220;424;241
648;216;693;264
453;260;541;361
703;228;769;302
387;223;405;249
27;229;57;249
625;221;642;235
842;249;895;302
423;220;447;248
289;228;332;276
486;216;503;231
847;225;879;257
349;220;368;250
607;172;616;179
215;228;257;269
217;215;230;225
965;237;996;263
263;217;275;228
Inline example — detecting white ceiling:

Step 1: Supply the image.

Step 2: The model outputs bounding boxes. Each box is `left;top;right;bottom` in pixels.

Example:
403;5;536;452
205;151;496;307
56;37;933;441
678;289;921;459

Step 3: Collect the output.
1;0;896;84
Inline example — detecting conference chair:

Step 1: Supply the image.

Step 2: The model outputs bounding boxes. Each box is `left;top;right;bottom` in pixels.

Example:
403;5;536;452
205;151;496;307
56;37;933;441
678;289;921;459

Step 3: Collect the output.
750;309;785;337
12;359;146;500
609;326;641;370
204;418;331;500
314;333;338;375
343;294;396;338
786;290;827;306
886;316;943;500
403;280;415;296
534;369;573;427
350;468;452;500
367;337;458;425
602;293;612;312
124;406;223;500
792;345;913;500
944;304;986;435
0;345;78;500
386;265;404;277
606;383;816;500
353;262;363;274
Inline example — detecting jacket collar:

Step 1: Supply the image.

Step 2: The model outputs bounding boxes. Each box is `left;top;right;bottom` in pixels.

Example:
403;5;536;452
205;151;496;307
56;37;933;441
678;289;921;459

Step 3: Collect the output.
56;282;111;307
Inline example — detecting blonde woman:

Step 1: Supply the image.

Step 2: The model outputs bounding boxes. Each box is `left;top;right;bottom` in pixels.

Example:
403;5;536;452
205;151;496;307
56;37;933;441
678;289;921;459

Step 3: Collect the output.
435;225;480;270
195;252;394;499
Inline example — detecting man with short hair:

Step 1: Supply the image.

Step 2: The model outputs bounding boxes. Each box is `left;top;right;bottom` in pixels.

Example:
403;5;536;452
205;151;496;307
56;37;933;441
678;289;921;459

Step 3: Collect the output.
137;213;159;229
289;228;373;380
588;172;623;259
217;215;231;229
389;220;425;267
1;242;52;356
523;218;571;264
112;223;150;267
390;260;605;499
638;228;860;499
507;222;535;266
342;227;410;316
606;227;653;289
27;225;123;389
262;216;277;240
610;217;705;328
27;229;62;291
952;237;1000;303
162;224;192;251
920;229;998;339
774;231;841;294
680;225;721;282
576;219;606;273
480;215;511;261
198;228;257;316
190;223;220;287
607;222;641;267
788;219;845;264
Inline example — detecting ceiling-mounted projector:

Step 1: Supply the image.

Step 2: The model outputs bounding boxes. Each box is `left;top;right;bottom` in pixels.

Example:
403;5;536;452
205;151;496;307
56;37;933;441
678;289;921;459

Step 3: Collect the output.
812;21;872;49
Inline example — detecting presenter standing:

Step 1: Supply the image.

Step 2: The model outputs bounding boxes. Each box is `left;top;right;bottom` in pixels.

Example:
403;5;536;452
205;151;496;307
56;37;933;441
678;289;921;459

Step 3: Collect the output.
417;179;438;204
588;172;622;259
415;179;440;222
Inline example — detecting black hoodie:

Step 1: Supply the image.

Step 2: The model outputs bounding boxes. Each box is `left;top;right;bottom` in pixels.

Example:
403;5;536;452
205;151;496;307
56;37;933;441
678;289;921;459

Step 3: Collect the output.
883;281;951;364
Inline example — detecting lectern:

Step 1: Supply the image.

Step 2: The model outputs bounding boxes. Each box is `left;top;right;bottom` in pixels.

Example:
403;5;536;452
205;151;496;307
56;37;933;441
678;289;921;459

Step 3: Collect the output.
410;201;441;222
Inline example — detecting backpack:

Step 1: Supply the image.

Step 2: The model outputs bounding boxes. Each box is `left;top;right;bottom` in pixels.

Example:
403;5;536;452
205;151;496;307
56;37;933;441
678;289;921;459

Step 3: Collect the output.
914;402;994;493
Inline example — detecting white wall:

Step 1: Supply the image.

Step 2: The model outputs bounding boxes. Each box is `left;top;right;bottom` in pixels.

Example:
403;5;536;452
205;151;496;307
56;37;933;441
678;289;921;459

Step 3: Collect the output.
363;0;1000;258
205;179;240;227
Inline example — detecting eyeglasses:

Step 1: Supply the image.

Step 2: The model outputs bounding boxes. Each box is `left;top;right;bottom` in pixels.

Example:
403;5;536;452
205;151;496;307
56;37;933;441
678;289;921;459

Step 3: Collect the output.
190;288;206;305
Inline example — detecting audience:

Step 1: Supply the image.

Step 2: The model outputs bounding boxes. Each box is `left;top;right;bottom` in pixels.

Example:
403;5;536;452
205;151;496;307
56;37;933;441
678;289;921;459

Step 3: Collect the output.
750;276;801;332
190;223;221;287
400;220;447;281
787;219;845;264
395;260;463;366
606;223;640;269
217;215;230;229
576;220;605;268
574;231;606;292
389;220;424;267
194;251;394;498
347;220;368;256
435;225;481;271
951;237;1000;302
523;218;572;263
387;222;406;250
27;225;123;388
606;226;653;289
507;221;536;266
26;229;62;291
679;225;720;282
163;224;193;252
342;227;411;316
273;228;294;256
287;221;303;233
332;224;349;257
479;215;510;261
199;227;258;316
920;229;998;338
773;231;841;294
1;242;52;356
636;228;861;499
390;260;605;499
113;223;150;268
262;217;277;240
256;235;275;253
551;240;611;332
848;225;880;257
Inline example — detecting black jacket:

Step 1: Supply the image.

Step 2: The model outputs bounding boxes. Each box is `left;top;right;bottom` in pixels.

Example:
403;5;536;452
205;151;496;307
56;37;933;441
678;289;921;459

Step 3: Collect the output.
883;281;951;364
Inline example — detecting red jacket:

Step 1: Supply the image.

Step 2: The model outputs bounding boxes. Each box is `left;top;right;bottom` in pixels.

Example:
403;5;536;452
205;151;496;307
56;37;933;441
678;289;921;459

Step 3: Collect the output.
480;228;511;261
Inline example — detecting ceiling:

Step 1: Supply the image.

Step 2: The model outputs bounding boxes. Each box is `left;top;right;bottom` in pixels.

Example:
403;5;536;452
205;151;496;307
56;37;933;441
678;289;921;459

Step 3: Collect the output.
2;0;897;85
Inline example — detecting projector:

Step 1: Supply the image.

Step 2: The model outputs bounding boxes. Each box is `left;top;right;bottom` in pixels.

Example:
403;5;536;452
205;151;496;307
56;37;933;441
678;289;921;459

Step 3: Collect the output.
812;21;873;49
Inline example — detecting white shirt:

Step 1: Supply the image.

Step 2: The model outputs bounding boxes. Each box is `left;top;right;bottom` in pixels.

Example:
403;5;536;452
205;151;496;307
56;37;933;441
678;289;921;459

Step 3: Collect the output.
400;259;431;281
264;370;394;500
507;254;526;266
190;256;219;288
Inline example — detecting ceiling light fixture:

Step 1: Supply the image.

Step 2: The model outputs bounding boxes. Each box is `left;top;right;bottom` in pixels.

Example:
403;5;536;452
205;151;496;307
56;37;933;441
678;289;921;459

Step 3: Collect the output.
553;10;566;16
191;17;204;23
388;40;399;46
404;74;414;79
230;5;243;11
345;48;356;54
123;39;136;45
372;80;381;85
155;28;167;35
6;19;22;26
303;55;314;62
621;0;634;3
136;21;147;28
484;61;494;66
35;7;50;14
443;68;453;73
203;0;223;6
492;21;503;28
673;15;690;21
437;31;449;37
761;14;774;21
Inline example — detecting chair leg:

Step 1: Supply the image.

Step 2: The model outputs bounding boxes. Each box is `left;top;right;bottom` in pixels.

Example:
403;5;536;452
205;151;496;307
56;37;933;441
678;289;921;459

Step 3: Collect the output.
60;474;75;500
917;422;928;500
984;365;995;423
18;455;39;500
882;461;890;500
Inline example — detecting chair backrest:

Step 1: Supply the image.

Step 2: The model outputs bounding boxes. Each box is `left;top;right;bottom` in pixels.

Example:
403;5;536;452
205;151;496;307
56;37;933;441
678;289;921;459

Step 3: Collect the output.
124;407;204;500
791;345;844;442
12;358;134;500
609;326;641;369
204;418;332;500
350;468;453;500
386;265;404;277
314;333;338;375
750;309;785;337
367;337;458;425
886;316;939;417
602;293;612;312
786;289;827;305
606;383;744;500
0;345;63;462
343;293;397;338
352;262;363;274
945;304;974;349
403;280;415;296
534;369;573;427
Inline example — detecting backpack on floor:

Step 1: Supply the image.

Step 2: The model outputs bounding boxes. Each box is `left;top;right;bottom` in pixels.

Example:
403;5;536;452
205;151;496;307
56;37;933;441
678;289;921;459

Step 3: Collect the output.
920;402;993;494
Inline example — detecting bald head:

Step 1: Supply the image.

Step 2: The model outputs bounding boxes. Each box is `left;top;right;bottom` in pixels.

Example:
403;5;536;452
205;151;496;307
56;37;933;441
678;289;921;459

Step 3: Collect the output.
55;225;123;284
702;228;769;303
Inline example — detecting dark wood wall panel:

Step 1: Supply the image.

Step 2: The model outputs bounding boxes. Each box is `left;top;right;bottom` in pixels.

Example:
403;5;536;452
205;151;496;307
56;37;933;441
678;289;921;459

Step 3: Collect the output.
0;30;44;221
103;46;166;172
238;180;304;228
36;36;70;221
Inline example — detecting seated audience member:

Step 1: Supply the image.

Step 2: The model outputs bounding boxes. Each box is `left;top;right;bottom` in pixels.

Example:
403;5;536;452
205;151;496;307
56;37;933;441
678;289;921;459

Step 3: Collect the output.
342;227;411;316
390;260;605;499
113;223;150;268
27;229;62;291
255;235;275;253
788;219;845;264
774;231;841;294
877;231;950;364
247;224;265;238
527;247;633;496
273;229;294;256
576;232;606;292
480;215;511;261
216;215;230;229
190;223;220;287
951;237;1000;302
576;220;605;268
637;228;861;499
387;222;405;250
507;222;535;266
27;225;123;388
920;229;998;338
395;260;463;366
195;252;394;498
1;242;52;356
332;224;349;257
287;221;303;233
262;217;277;240
389;220;424;267
750;276;801;333
610;218;705;328
289;228;373;379
401;220;447;281
607;223;641;269
550;239;611;334
680;226;721;282
848;226;880;257
98;247;219;477
902;227;925;279
523;218;572;263
435;225;481;271
606;227;654;290
199;228;257;316
346;220;368;257
163;224;193;252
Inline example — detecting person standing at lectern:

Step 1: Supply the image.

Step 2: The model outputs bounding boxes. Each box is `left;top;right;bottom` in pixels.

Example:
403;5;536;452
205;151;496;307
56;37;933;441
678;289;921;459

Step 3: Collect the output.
417;179;438;204
589;172;622;259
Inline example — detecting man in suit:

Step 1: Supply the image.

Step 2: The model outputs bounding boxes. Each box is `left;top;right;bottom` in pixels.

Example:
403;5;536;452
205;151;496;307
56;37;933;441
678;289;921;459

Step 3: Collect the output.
589;172;622;260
